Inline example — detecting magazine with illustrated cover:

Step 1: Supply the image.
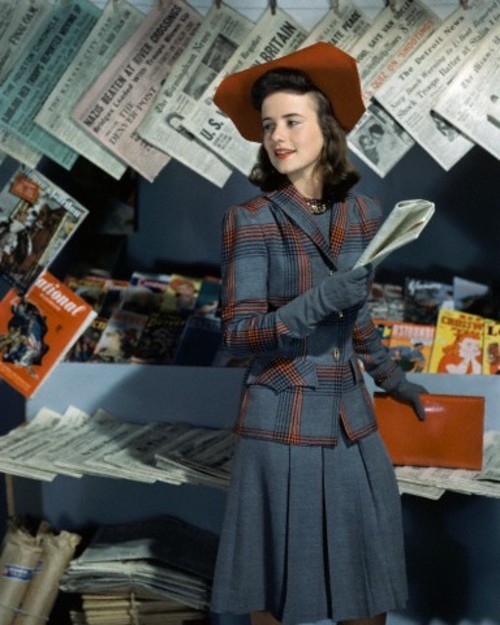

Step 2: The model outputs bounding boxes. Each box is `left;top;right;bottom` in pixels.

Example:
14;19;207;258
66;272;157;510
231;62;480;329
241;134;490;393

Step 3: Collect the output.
0;167;88;291
0;269;96;397
91;309;147;364
403;278;454;325
387;321;435;374
482;319;500;375
428;309;485;375
131;311;187;365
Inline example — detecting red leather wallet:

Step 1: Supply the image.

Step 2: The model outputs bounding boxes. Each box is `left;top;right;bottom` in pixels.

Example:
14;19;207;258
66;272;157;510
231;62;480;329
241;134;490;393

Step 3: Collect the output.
373;392;484;470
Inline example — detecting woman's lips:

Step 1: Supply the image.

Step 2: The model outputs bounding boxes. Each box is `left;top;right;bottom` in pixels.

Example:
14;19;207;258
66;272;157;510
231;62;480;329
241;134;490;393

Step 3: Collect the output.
275;149;295;160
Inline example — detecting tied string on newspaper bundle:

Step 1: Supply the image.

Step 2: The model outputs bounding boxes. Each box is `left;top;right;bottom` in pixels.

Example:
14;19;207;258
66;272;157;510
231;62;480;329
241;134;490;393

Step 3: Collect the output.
129;593;140;625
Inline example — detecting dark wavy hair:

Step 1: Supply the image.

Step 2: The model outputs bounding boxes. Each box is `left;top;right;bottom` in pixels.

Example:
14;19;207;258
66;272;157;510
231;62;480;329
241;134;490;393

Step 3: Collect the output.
248;68;360;199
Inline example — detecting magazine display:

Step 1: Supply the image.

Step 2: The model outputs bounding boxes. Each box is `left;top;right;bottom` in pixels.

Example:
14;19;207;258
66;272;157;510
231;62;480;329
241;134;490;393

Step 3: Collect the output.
0;167;89;290
354;199;435;268
387;321;435;373
0;269;96;397
482;320;500;375
428;309;485;375
403;278;453;325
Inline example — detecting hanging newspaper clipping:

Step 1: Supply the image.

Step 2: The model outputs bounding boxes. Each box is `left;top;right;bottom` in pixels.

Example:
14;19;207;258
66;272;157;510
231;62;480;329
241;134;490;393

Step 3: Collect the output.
72;0;203;182
138;3;254;187
36;0;144;181
374;0;500;170
181;7;309;177
434;29;500;162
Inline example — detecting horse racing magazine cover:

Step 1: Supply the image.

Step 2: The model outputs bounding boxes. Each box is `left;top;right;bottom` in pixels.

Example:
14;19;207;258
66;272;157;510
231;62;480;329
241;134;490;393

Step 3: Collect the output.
0;269;96;397
0;167;89;291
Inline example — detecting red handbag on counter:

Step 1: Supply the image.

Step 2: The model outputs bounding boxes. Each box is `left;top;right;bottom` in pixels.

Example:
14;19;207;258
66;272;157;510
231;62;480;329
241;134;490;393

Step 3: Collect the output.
373;392;485;470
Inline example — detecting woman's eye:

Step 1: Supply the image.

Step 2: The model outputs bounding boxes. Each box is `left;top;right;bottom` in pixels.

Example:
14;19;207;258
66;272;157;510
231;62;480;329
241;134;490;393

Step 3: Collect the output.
262;123;274;133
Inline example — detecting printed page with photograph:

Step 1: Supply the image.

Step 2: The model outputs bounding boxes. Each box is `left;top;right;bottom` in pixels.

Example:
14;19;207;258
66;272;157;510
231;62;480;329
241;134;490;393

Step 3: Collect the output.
182;7;309;176
138;2;254;187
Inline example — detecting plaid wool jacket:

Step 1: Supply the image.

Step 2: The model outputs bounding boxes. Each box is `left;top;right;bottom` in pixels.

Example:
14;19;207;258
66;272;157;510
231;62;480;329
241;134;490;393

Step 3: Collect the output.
221;182;399;446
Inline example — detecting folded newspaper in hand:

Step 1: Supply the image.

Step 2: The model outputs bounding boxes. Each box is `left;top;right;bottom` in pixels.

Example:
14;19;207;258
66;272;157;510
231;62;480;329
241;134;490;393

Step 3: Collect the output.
354;199;435;268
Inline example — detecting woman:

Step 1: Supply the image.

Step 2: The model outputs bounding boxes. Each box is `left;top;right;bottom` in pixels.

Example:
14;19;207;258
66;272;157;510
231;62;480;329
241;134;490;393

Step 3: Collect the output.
211;43;427;625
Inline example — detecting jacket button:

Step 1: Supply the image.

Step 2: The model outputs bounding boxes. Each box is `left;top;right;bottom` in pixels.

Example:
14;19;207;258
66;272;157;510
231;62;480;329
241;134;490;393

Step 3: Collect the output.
338;310;344;318
332;347;341;361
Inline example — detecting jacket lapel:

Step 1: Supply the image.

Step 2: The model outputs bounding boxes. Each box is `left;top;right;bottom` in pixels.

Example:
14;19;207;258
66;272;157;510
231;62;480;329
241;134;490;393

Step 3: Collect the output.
268;186;336;266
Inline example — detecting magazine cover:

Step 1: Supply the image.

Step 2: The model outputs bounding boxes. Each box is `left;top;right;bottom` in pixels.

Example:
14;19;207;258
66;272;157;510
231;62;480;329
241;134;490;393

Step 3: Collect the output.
91;309;147;363
372;318;394;348
161;274;202;314
367;282;404;321
428;309;485;375
131;311;187;365
0;167;89;290
403;278;453;324
387;321;435;373
482;319;500;375
173;315;222;366
0;269;96;397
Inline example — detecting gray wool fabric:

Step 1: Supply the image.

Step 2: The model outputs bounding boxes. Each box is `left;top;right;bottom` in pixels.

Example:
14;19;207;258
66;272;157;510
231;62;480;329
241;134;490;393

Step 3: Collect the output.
211;431;408;624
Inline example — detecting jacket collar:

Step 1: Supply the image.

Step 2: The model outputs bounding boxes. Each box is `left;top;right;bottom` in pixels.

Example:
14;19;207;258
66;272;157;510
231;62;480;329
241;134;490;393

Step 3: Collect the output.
266;183;342;267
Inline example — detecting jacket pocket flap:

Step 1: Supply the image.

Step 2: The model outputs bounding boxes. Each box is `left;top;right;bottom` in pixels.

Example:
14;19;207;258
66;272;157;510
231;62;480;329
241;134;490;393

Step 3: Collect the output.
247;358;318;392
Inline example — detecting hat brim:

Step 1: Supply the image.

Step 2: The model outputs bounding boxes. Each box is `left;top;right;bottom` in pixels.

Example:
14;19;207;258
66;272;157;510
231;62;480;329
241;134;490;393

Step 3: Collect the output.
213;42;365;143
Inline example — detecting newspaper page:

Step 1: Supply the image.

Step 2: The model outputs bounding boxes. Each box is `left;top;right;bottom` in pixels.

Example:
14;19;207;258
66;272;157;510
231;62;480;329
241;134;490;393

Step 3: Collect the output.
349;0;440;102
0;0;101;171
0;1;58;169
354;199;435;268
301;3;371;49
182;7;309;176
374;0;500;171
346;0;441;177
55;408;158;483
0;131;42;168
137;3;254;188
103;422;195;485
0;407;91;480
35;0;144;181
434;29;500;161
71;1;202;182
0;0;52;83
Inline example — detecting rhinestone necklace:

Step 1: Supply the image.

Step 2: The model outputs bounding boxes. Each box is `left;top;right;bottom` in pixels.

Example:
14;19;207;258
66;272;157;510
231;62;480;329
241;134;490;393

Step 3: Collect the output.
306;198;329;215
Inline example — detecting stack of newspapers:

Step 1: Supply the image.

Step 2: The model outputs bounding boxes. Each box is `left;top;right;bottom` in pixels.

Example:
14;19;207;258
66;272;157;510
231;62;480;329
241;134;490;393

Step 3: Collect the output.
394;431;500;500
70;594;208;625
0;407;234;489
60;516;218;612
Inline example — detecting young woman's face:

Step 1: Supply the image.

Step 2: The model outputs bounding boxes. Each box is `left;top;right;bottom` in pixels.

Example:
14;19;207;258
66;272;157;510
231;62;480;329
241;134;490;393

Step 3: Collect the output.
261;91;324;192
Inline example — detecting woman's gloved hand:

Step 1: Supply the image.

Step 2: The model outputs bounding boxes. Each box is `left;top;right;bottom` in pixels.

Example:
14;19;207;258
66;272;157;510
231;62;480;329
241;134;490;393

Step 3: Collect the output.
378;367;428;421
320;265;373;311
277;265;373;338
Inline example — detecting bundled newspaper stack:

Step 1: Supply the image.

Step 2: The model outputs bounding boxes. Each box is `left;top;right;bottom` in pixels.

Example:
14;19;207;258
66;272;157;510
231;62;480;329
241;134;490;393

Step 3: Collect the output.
0;407;234;489
60;516;218;611
70;593;208;625
0;520;81;625
394;431;500;500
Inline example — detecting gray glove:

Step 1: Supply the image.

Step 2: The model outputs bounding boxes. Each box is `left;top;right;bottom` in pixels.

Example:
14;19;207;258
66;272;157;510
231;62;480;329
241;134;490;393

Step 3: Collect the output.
278;265;372;338
378;367;428;421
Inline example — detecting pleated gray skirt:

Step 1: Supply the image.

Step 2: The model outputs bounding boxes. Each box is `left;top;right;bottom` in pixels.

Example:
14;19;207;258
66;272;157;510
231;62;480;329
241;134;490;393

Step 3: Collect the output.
210;428;407;625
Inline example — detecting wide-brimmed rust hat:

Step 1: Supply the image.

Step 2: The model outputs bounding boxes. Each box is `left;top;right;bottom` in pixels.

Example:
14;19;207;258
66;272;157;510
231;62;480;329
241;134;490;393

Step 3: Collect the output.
213;42;365;142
